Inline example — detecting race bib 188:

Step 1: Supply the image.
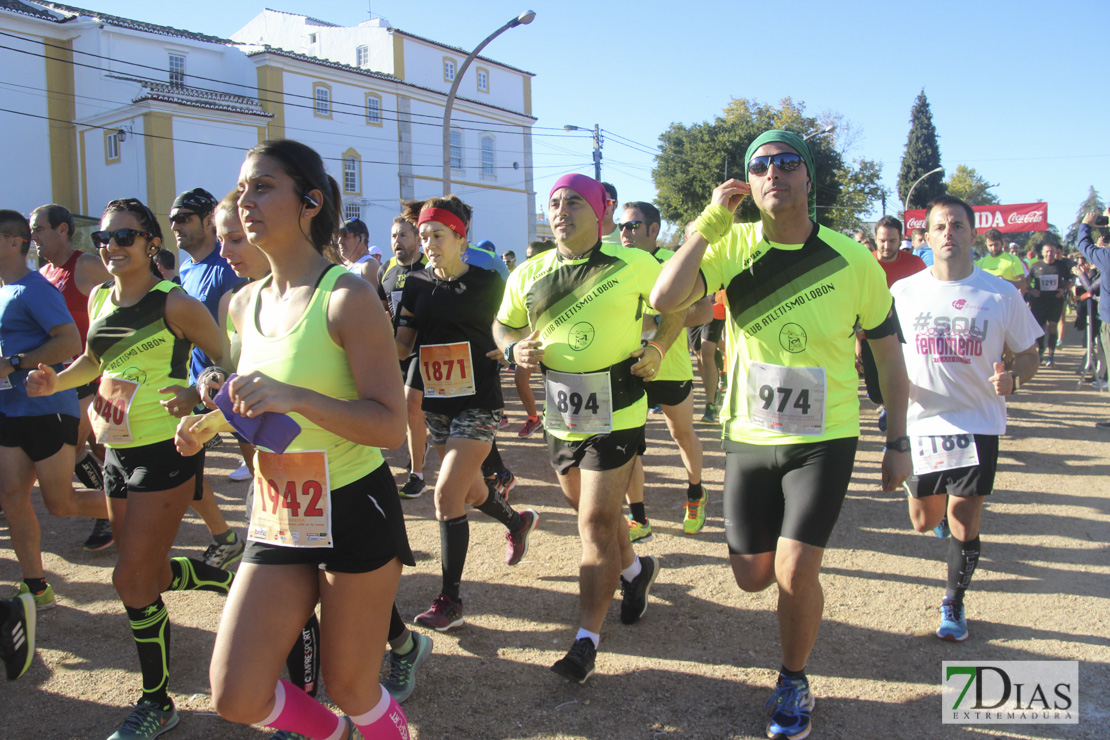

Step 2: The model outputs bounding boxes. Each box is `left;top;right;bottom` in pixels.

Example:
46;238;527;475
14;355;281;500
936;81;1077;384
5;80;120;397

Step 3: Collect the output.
911;434;979;475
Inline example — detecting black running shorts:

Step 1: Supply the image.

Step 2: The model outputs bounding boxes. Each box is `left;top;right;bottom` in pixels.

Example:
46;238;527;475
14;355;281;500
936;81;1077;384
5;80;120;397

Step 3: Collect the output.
243;462;415;574
402;355;424;393
546;426;646;474
904;434;999;499
1030;299;1064;326
690;319;725;351
104;438;204;500
645;379;692;408
0;413;78;462
723;436;858;554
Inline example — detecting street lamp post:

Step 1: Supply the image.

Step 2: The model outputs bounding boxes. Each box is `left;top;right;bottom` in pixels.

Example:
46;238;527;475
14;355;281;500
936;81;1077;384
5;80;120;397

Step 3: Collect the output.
441;10;535;196
803;125;836;141
903;166;943;215
563;124;601;181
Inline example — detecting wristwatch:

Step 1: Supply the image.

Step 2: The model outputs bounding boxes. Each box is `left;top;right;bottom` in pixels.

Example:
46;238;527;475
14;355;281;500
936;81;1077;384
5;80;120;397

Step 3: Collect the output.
1009;371;1021;393
8;355;21;370
886;436;910;453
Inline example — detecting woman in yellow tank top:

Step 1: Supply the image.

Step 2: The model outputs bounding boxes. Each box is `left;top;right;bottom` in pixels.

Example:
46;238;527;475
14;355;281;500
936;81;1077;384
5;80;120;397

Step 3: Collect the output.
178;140;413;740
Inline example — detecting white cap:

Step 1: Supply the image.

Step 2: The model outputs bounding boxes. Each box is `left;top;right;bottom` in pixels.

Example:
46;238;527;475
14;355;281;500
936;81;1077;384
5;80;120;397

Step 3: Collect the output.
369;246;383;258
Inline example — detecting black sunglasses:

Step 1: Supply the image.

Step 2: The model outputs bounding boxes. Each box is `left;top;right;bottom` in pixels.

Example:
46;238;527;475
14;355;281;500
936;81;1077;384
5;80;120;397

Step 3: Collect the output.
168;212;198;225
91;228;154;248
618;221;643;231
747;152;804;176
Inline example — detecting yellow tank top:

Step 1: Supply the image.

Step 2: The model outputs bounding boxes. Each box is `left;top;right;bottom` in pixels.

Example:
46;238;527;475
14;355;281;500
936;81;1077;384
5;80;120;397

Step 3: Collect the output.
237;266;381;487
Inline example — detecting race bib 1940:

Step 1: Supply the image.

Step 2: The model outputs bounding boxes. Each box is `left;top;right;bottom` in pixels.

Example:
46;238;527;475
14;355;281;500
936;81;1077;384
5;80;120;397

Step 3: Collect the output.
250;450;332;548
911;434;979;475
90;377;139;444
420;341;475;398
544;369;613;434
746;362;826;436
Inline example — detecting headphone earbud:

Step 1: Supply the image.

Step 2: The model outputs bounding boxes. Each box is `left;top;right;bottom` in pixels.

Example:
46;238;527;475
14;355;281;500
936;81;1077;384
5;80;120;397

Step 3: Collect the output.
303;193;319;208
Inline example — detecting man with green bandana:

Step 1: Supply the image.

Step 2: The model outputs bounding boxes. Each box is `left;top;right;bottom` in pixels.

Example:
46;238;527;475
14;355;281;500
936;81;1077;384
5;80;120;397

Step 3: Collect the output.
652;130;912;740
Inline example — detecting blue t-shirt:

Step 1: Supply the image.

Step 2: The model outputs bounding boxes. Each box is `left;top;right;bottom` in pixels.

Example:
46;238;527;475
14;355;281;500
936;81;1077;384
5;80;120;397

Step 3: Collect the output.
179;246;243;382
914;245;935;266
463;245;509;279
0;271;79;418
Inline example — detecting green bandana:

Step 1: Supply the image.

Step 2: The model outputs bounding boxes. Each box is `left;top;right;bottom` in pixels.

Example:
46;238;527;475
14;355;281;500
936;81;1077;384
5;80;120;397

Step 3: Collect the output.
743;130;816;221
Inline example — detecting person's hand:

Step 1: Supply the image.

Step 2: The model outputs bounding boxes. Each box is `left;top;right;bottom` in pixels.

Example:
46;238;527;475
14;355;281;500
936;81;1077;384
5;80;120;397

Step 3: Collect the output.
228;370;304;418
175;412;224;456
710;179;752;213
1083;211;1100;226
631;343;663;379
1056;289;1065;299
0;356;13;380
485;347;505;362
25;363;57;397
196;368;228;410
1032;289;1041;298
513;328;544;370
159;384;201;418
881;447;912;492
988;361;1015;396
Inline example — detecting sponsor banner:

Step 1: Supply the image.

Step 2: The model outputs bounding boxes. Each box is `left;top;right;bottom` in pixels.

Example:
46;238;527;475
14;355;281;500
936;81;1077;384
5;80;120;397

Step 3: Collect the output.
942;661;1078;725
905;203;1048;235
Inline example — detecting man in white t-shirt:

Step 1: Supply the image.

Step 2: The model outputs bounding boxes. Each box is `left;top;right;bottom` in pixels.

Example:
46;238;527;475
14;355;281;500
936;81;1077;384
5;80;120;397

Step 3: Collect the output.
891;195;1042;642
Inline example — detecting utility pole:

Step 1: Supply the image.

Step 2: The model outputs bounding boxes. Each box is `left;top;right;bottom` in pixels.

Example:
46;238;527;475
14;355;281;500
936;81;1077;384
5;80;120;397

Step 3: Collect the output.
564;123;602;181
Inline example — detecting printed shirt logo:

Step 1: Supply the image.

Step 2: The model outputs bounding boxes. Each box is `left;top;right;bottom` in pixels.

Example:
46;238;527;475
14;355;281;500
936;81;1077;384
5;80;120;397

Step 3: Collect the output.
568;322;596;351
778;323;808;353
912;312;988;364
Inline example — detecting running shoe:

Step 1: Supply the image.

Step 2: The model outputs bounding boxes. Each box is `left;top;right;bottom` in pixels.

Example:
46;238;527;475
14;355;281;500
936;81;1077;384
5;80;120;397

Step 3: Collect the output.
344;716;365;740
1096;421;1110;430
1045;359;1056;369
493;470;517;501
498;412;510;430
505;510;539;565
203;536;245;569
399;474;426;500
1056;339;1064;348
934;516;950;539
683;486;708;535
550;637;596;684
517;416;542;438
619;555;659;625
384;632;433;703
700;403;718;423
765;674;814;740
937;599;969;642
627;516;654;544
83;518;115;552
649;404;663;415
414;594;464;632
1;593;36;680
14;582;55;611
269;731;311;740
107;699;179;740
203;433;222;450
228;463;252;482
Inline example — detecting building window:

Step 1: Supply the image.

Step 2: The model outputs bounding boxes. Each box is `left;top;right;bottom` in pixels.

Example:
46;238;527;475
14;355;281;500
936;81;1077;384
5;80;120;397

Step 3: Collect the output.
449;128;463;171
308;33;317;44
476;67;489;93
356;45;369;68
313;83;332;118
344;202;361;221
168;53;186;87
342;150;361;195
443;57;456;82
365;93;382;125
105;130;121;163
480;135;495;178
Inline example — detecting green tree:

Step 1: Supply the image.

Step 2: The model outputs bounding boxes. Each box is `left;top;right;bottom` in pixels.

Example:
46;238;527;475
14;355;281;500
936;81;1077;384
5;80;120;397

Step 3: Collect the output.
897;90;946;210
1065;186;1105;246
653;97;881;233
945;165;999;206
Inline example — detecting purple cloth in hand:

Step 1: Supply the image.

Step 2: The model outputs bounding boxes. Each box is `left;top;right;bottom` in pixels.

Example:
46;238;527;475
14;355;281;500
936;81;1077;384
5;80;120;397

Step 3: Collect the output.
213;374;301;453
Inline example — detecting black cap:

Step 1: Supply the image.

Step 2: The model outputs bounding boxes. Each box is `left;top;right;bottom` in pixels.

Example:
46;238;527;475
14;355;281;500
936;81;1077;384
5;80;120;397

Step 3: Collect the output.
171;188;217;216
339;218;369;238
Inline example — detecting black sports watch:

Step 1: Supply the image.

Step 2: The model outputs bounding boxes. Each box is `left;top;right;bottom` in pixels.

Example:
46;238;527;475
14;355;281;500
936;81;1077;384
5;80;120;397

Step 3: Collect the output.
8;355;21;370
886;436;910;453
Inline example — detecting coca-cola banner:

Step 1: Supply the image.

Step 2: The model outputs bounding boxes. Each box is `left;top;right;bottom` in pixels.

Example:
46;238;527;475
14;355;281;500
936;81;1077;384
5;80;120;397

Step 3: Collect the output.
904;202;1048;235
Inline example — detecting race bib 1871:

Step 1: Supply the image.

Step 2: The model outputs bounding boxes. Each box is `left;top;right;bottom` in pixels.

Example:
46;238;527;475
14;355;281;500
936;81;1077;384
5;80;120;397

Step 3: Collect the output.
420;341;475;398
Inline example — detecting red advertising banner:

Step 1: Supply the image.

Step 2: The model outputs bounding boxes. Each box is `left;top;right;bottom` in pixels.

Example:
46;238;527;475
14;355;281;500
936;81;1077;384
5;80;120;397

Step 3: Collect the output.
904;202;1048;236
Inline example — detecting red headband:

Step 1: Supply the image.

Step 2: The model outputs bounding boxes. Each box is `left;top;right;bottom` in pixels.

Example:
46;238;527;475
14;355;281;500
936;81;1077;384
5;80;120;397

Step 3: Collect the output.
417;207;467;238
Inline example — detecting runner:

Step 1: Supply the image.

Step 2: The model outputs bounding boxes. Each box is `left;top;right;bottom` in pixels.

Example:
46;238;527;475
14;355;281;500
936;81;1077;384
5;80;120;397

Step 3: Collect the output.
651;130;911;740
892;195;1041;642
512;241;555;438
0;591;35;681
1;209;108;612
177;139;412;740
975;228;1026;291
395;194;538;631
1027;240;1071;367
377;215;430;499
618;201;713;538
31;203;114;551
495;173;682;683
337;218;377;282
26;197;237;739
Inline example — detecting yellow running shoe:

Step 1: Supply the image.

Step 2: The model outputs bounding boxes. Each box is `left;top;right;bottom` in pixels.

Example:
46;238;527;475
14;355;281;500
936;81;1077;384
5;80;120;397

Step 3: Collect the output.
627;515;654;544
683;485;708;535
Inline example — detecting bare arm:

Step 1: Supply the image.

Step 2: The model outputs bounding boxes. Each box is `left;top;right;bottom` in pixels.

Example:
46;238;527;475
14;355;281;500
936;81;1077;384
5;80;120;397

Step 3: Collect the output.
165;289;228;370
0;322;81;381
395;311;417;361
989;345;1038;395
74;251;111;296
867;329;911;492
684;296;714;327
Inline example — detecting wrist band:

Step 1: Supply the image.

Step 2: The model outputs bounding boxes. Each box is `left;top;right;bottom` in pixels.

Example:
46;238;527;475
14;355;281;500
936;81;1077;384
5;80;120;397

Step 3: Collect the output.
693;203;734;244
504;342;516;364
647;341;665;361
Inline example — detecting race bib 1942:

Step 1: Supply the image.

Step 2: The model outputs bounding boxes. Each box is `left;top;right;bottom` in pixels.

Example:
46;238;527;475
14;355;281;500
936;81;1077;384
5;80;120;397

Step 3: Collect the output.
250;450;332;548
746;362;826;436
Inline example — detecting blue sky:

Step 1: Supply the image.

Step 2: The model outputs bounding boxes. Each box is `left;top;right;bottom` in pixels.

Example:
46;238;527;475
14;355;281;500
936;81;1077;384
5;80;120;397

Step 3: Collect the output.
87;0;1105;234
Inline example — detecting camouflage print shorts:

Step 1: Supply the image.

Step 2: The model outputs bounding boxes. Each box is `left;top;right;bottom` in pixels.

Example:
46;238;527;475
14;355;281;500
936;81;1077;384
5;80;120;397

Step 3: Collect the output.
424;408;502;446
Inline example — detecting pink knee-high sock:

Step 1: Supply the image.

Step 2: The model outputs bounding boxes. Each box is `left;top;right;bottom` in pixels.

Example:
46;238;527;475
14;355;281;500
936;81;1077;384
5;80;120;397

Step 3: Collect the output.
259;679;345;740
348;686;410;739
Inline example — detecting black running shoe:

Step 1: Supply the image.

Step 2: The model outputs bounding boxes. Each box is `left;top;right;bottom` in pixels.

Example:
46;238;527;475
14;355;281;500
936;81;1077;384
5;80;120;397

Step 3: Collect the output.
0;593;35;681
83;519;114;552
551;637;596;684
620;555;659;625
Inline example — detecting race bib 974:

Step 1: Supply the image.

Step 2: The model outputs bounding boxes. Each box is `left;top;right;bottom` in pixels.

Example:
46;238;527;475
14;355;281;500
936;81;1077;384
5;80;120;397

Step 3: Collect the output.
746;362;826;436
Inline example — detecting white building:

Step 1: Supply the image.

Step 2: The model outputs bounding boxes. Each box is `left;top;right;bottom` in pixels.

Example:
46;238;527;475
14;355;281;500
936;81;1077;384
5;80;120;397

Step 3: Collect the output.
0;1;537;251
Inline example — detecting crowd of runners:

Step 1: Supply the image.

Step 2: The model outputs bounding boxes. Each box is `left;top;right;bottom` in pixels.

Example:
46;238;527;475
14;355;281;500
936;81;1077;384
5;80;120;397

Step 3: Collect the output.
0;128;1096;740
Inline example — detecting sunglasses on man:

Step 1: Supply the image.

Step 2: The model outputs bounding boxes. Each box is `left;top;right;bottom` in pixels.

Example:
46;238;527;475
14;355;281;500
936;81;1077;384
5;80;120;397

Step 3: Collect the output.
618;221;643;232
91;228;154;248
747;152;804;176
